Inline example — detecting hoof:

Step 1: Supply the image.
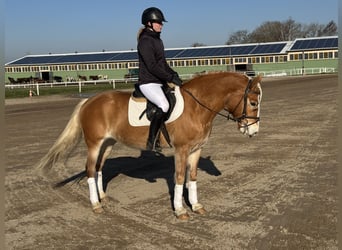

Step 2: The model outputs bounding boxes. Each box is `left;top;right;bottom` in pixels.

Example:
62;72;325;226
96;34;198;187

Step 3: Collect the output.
92;202;104;214
177;212;190;220
175;207;190;220
100;196;109;207
194;207;207;215
192;203;206;215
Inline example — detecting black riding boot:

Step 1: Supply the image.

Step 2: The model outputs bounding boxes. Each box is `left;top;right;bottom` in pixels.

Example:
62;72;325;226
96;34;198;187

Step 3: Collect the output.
146;108;166;152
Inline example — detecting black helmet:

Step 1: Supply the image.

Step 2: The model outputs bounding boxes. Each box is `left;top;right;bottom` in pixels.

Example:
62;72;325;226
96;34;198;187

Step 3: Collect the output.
141;7;167;25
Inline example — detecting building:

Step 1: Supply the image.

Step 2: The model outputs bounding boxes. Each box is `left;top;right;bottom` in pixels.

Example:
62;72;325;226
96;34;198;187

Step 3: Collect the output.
4;36;338;84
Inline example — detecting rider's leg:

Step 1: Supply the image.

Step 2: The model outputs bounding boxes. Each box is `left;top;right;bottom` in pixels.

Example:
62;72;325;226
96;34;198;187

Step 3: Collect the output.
139;83;169;151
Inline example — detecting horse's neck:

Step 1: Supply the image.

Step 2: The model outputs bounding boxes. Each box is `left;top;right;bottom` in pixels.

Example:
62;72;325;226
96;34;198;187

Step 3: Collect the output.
183;74;246;122
185;80;236;110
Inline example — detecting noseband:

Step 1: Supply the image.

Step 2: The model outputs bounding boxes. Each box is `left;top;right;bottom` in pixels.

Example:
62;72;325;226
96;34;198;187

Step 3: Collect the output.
183;78;260;127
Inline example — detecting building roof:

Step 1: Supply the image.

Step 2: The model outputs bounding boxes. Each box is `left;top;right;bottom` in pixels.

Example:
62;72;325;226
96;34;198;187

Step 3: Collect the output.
6;36;338;66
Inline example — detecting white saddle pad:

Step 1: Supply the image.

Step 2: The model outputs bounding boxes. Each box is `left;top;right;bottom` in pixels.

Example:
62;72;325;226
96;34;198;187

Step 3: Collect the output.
128;86;184;127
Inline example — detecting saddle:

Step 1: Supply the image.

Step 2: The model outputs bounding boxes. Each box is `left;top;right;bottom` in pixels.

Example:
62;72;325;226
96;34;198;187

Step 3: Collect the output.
132;84;176;121
128;83;184;147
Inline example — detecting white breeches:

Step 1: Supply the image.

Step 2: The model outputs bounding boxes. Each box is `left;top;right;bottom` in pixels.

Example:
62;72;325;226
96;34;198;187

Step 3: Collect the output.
139;83;170;113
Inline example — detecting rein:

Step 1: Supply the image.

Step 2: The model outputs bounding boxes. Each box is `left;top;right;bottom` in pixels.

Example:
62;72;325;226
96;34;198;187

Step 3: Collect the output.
182;79;260;127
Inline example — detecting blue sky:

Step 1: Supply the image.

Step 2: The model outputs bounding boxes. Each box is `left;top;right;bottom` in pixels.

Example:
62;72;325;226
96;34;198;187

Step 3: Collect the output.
5;0;338;63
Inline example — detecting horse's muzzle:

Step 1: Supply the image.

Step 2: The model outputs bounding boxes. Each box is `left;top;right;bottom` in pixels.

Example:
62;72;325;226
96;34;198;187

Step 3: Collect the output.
238;120;259;137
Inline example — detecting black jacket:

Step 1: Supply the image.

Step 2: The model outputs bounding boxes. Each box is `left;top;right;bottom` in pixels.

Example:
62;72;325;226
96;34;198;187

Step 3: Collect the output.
137;28;176;85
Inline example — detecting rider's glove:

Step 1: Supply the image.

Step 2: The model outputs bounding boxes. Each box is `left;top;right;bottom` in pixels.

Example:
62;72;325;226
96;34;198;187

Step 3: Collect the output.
171;73;183;86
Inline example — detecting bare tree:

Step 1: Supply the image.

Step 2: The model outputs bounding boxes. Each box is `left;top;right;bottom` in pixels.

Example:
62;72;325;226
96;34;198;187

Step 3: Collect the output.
226;30;250;45
249;21;284;42
302;23;325;37
225;19;337;44
191;42;206;47
280;18;302;41
321;21;337;36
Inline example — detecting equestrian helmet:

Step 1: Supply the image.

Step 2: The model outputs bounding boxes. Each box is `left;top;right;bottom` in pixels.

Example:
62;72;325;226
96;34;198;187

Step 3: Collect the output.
141;7;167;25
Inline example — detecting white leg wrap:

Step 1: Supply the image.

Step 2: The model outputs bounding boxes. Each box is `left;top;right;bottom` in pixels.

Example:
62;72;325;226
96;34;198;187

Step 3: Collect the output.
174;184;184;210
96;171;105;199
188;181;198;205
87;177;99;204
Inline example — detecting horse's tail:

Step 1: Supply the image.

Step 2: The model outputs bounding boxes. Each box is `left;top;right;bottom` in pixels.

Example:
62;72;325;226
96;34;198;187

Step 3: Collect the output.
36;99;88;173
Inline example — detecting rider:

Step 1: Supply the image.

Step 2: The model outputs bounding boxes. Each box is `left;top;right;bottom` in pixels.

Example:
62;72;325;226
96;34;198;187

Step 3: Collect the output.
137;7;183;151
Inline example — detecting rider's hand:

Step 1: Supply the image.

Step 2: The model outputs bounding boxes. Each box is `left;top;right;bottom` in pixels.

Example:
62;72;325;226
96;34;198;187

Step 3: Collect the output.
171;73;183;86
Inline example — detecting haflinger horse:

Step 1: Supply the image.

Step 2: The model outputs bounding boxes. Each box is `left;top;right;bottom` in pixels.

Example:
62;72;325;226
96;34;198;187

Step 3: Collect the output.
36;72;262;220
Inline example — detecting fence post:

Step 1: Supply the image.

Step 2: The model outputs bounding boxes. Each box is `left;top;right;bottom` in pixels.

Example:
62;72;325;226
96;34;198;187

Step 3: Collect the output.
112;80;115;89
36;83;40;96
78;81;82;93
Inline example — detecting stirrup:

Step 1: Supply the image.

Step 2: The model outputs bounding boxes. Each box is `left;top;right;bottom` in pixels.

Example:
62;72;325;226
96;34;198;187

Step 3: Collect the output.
146;138;162;152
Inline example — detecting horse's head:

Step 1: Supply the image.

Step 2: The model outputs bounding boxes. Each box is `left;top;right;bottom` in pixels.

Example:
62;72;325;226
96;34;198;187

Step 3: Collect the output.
226;75;262;137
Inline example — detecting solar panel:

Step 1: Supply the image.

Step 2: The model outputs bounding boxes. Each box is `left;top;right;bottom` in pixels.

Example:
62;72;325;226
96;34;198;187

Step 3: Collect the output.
178;47;229;58
112;52;138;61
9;55;61;65
165;49;185;58
175;45;263;58
290;37;338;51
53;53;118;63
229;45;256;55
251;43;287;54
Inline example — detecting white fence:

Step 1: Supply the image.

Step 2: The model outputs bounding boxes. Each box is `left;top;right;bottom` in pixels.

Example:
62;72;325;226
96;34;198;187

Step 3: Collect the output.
5;78;135;96
256;67;337;77
4;67;337;96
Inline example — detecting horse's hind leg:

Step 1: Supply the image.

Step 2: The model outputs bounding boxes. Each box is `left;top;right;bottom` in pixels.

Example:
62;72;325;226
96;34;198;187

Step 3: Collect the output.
96;139;116;206
86;138;115;213
186;149;206;215
86;148;103;213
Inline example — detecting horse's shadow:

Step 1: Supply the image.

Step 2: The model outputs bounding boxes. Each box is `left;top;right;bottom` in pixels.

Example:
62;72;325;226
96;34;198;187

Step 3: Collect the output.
56;151;221;208
101;151;221;208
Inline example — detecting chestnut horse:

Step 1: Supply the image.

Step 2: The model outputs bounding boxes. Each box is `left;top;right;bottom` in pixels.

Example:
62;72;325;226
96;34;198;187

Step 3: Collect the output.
36;72;262;220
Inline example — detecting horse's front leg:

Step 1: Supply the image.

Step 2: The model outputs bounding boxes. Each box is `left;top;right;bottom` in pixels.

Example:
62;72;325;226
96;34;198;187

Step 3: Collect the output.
186;149;206;215
173;147;194;220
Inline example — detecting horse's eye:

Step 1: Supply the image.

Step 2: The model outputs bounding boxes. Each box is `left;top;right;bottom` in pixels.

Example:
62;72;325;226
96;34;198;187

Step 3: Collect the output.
250;101;258;108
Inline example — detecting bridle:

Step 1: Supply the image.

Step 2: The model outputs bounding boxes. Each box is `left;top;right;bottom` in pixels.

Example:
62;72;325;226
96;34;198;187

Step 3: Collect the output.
183;78;261;128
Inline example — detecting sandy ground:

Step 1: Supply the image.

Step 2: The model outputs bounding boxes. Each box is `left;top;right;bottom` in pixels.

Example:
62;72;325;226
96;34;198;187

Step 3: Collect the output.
5;74;337;249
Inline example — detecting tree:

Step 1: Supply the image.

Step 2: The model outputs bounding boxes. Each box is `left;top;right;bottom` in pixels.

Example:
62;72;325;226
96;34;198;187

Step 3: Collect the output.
191;42;206;47
225;19;337;44
302;23;325;37
321;21;337;36
249;21;284;42
226;30;250;45
279;18;302;41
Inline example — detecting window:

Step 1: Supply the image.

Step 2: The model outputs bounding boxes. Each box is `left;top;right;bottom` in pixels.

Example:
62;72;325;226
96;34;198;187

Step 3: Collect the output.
5;67;13;73
198;59;208;66
234;57;246;63
69;64;77;71
289;53;301;61
79;64;88;70
40;66;49;71
88;64;97;70
224;58;230;64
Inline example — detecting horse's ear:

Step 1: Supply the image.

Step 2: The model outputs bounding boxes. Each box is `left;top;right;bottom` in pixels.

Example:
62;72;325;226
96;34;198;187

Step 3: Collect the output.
250;75;262;90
